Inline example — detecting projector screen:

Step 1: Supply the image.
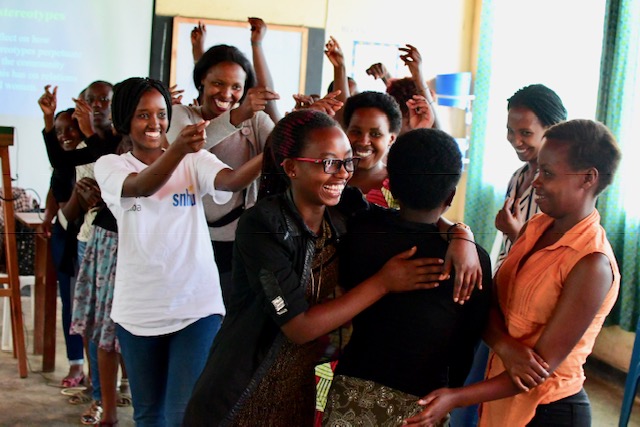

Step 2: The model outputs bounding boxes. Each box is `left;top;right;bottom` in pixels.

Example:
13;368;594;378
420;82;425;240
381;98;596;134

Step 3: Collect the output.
0;0;155;206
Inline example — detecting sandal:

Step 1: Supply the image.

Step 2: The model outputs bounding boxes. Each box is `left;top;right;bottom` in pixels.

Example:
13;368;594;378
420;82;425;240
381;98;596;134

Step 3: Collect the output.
80;401;103;425
69;390;93;405
61;372;85;388
60;386;87;396
116;392;132;408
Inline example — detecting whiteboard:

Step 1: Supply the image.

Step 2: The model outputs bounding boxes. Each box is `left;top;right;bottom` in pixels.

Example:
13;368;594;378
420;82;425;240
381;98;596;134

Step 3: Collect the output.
170;17;308;114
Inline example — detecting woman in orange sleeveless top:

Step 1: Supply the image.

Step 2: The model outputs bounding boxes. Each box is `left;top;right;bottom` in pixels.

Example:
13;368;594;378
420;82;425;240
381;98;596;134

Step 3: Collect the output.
404;119;622;427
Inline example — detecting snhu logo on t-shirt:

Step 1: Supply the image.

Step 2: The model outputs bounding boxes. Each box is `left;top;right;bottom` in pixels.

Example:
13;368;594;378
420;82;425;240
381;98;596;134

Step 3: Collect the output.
172;185;196;207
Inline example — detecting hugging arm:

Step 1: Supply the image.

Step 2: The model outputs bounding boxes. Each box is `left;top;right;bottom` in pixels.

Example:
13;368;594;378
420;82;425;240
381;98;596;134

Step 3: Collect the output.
405;253;615;426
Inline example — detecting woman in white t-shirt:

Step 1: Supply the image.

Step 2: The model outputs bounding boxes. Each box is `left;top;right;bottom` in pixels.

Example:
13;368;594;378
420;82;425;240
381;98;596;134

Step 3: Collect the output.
94;77;263;427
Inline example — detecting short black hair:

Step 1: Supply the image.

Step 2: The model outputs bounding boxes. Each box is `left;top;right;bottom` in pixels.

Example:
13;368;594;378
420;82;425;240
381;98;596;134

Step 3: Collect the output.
387;128;462;210
193;45;256;103
507;84;567;127
343;91;402;134
111;77;172;135
544;119;621;195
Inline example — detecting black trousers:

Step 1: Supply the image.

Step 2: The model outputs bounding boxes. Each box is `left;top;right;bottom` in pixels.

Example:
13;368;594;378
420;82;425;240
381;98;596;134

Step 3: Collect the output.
527;388;591;427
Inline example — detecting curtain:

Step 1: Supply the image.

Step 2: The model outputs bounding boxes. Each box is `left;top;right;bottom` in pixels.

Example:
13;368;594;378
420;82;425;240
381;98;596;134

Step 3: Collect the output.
596;0;640;331
463;0;503;251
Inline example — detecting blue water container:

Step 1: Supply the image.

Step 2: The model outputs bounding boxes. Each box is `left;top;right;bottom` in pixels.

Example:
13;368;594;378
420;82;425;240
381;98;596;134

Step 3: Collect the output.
436;72;472;108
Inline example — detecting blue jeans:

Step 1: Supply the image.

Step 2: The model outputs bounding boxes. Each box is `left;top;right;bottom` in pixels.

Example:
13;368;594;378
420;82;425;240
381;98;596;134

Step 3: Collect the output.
116;315;222;427
50;221;84;363
450;341;489;427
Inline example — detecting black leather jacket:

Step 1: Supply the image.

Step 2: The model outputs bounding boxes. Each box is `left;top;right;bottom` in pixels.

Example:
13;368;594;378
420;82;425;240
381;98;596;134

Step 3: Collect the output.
184;187;366;426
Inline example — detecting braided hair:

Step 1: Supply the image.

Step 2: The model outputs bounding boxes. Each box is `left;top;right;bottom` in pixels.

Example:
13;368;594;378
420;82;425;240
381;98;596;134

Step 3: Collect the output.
258;110;340;198
193;45;256;103
111;77;172;136
53;108;86;141
343;91;402;134
54;107;75;121
507;84;567;128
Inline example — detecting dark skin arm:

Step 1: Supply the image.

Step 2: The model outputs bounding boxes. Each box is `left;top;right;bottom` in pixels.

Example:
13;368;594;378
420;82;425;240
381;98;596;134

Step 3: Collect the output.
122;121;263;197
282;246;446;344
405;252;615;426
435;217;483;303
249;17;282;123
60;178;102;223
324;36;349;126
41;188;58;238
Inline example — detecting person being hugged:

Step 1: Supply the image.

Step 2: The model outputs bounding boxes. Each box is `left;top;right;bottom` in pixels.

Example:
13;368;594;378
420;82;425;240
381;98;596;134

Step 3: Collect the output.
94;77;262;427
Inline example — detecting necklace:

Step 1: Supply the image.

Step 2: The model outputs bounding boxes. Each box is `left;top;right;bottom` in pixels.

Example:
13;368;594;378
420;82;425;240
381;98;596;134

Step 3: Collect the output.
309;219;331;304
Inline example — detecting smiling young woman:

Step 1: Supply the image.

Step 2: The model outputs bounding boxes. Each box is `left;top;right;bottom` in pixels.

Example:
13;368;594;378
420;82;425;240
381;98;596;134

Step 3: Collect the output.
405;119;622;427
183;110;450;426
94;77;263;426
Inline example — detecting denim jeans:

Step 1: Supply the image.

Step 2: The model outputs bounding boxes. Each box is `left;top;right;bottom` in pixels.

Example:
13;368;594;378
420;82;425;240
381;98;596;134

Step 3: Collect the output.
116;314;222;427
50;221;84;363
450;341;489;427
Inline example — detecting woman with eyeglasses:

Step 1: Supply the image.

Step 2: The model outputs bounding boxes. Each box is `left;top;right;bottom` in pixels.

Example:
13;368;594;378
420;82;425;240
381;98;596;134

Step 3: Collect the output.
183;110;455;426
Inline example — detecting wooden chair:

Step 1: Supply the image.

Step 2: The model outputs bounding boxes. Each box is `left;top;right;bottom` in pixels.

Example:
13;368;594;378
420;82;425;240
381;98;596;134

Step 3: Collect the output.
0;126;28;377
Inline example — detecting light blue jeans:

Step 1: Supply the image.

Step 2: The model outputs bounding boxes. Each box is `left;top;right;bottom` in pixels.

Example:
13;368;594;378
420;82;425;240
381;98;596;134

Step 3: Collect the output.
116;314;221;427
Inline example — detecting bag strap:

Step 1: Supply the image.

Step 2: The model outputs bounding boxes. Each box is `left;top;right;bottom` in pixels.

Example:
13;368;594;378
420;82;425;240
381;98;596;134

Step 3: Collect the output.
206;203;245;228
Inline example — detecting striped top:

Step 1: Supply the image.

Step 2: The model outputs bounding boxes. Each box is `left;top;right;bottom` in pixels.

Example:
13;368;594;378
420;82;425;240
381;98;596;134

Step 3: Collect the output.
495;164;539;273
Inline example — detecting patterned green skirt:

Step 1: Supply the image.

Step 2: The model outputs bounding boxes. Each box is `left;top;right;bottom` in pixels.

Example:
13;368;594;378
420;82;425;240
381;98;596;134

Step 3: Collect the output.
322;375;450;427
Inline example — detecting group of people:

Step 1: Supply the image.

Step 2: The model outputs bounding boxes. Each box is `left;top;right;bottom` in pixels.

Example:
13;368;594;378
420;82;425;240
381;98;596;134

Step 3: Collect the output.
35;16;622;427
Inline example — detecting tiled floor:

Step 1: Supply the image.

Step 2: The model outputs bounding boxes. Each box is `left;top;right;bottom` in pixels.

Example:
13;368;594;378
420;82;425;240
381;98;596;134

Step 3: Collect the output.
1;296;640;426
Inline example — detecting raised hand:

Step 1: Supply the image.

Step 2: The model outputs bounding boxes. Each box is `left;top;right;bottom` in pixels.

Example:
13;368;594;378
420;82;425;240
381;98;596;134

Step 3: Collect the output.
304;90;343;116
365;63;392;83
324;36;345;68
248;17;267;44
292;94;317;110
399;43;423;79
407;95;435;129
38;85;57;117
169;84;185;105
231;86;280;124
191;21;206;62
495;196;525;242
71;97;95;138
